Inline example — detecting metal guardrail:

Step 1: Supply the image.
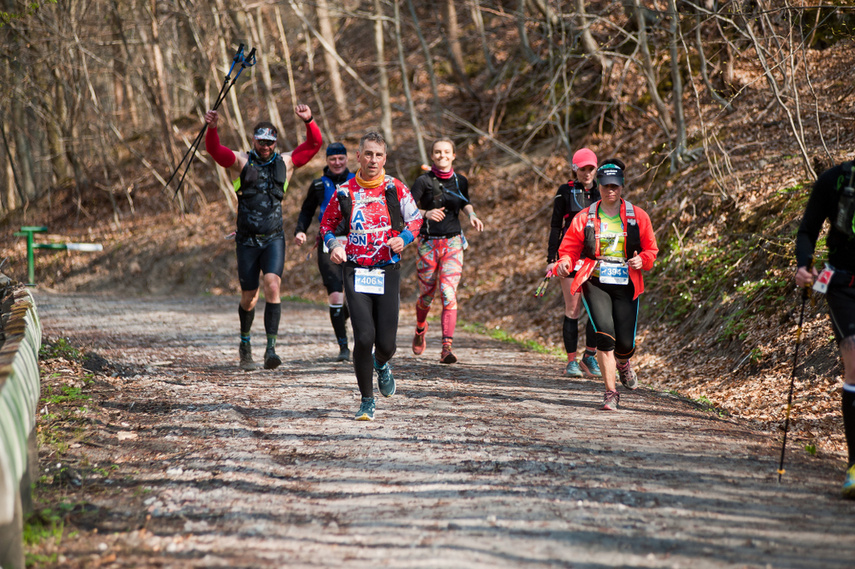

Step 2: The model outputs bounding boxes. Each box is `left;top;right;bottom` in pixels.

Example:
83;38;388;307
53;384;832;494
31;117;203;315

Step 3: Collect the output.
13;226;103;286
0;284;42;569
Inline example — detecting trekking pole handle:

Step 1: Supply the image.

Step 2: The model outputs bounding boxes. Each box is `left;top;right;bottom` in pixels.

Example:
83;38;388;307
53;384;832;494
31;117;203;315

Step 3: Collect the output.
226;43;245;78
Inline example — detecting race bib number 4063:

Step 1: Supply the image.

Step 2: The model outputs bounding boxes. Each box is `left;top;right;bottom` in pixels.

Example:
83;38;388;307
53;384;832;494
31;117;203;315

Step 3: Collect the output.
354;268;385;294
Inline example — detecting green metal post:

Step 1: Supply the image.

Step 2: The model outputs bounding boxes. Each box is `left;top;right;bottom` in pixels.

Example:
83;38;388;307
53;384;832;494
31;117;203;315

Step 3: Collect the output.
13;227;48;286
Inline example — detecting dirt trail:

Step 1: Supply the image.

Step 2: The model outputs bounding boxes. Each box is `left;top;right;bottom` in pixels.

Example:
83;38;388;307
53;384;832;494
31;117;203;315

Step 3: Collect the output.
32;291;854;568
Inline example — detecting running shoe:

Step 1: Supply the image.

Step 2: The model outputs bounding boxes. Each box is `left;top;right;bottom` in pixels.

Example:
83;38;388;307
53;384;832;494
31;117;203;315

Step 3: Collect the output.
239;343;258;371
412;324;427;355
843;464;855;499
440;345;458;364
565;360;583;377
264;346;282;370
374;358;396;397
336;345;351;362
579;354;602;378
617;360;638;390
601;389;620;411
355;397;375;421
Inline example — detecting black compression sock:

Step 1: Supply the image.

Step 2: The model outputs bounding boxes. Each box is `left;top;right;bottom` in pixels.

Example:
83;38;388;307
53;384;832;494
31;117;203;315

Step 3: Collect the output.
843;385;855;467
330;304;348;346
585;319;596;354
239;305;254;336
264;302;281;337
563;316;578;355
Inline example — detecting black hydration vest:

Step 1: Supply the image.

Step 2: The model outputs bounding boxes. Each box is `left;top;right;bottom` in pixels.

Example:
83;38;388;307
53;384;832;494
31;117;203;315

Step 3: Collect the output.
234;152;287;239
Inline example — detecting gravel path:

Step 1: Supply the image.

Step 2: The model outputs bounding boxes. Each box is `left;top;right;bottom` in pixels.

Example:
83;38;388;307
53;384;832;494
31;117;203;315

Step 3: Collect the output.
33;291;854;568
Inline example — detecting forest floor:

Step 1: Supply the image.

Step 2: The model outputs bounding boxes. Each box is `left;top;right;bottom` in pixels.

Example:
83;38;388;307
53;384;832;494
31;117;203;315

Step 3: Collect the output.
26;291;854;569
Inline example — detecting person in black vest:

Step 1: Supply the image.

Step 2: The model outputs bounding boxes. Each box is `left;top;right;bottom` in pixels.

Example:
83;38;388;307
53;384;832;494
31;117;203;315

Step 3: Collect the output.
205;105;322;371
294;142;355;362
555;162;658;411
795;160;855;499
546;148;602;378
409;138;484;364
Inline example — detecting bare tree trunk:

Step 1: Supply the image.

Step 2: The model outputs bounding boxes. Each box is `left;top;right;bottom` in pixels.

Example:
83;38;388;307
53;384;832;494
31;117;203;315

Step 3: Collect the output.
374;0;393;147
667;0;687;169
574;0;611;73
316;0;349;122
441;0;476;94
407;0;442;125
394;0;426;164
516;0;541;65
274;5;302;145
631;0;673;134
301;13;331;144
471;0;495;77
213;0;248;151
246;5;284;132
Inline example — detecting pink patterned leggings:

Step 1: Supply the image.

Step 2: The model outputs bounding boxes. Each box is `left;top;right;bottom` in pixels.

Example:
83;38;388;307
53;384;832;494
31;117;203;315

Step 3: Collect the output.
415;236;464;339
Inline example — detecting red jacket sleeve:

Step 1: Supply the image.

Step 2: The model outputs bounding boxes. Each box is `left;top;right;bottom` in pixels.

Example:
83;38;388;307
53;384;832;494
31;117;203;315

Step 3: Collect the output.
204;127;236;168
557;210;588;269
635;207;658;270
290;120;323;168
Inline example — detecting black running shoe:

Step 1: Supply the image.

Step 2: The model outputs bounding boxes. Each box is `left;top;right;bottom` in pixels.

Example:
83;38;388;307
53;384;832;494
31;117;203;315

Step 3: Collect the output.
264;346;281;370
239;343;258;371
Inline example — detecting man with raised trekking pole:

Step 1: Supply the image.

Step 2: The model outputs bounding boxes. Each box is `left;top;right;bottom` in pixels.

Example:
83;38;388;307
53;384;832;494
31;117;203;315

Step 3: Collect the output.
205;104;322;371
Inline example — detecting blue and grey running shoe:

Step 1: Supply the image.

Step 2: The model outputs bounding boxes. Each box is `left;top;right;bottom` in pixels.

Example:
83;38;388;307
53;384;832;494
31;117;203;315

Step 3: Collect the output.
374;357;396;397
565;360;583;378
580;354;602;377
843;464;855;499
355;397;375;421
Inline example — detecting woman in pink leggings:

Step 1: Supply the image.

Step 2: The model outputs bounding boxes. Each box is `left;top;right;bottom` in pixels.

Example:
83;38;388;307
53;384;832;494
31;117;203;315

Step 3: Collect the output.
410;138;484;363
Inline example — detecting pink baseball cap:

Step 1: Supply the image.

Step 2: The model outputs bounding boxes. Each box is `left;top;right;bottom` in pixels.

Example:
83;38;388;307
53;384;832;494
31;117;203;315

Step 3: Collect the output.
571;148;598;171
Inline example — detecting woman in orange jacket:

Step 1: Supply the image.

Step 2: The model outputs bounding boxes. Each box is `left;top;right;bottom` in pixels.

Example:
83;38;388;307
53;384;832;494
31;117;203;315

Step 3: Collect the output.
555;161;658;410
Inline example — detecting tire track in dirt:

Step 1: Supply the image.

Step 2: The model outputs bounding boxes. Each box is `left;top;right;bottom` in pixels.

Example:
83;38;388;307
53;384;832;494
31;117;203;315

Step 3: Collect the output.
33;291;855;568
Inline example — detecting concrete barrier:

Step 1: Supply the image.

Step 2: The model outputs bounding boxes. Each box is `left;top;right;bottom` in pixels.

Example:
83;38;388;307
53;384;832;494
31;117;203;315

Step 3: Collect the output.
0;280;42;569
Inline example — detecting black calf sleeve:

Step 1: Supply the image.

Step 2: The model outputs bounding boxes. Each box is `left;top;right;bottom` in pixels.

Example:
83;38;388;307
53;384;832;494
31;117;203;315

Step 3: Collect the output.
239;305;254;335
563;316;578;354
264;302;281;337
843;386;855;467
330;305;348;344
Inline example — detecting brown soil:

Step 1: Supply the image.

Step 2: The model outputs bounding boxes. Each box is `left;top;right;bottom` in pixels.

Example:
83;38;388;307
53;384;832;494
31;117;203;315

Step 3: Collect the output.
28;291;854;568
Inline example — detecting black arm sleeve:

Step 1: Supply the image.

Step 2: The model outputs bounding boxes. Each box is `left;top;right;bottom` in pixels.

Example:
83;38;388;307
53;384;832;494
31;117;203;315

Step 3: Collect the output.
796;166;841;268
295;181;323;235
547;186;569;263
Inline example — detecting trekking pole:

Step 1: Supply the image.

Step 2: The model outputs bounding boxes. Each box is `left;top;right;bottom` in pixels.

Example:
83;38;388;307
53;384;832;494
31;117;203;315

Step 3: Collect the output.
778;261;812;482
166;45;257;199
534;269;554;298
164;44;245;193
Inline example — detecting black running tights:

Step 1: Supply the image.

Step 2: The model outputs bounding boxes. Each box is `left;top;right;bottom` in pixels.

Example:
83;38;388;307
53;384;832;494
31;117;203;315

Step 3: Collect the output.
343;263;401;398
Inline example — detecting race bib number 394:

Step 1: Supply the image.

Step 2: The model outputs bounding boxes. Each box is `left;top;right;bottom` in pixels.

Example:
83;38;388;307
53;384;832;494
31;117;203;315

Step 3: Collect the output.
354;268;385;294
599;262;629;285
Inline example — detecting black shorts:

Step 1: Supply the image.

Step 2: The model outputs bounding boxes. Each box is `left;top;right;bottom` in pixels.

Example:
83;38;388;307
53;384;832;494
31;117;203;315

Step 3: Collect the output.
317;245;344;294
581;277;639;358
827;285;855;343
236;237;285;291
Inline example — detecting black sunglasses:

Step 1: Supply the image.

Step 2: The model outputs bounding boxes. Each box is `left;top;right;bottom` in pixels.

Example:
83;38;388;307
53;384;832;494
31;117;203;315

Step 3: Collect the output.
256;139;275;148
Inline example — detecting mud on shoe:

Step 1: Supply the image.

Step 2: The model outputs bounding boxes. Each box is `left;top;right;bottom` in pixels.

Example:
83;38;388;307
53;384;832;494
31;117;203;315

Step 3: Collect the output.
617;360;638;390
579;354;602;378
412;324;427;355
374;357;396;397
264;346;282;370
565;360;583;378
600;389;620;411
239;342;258;371
355;397;375;421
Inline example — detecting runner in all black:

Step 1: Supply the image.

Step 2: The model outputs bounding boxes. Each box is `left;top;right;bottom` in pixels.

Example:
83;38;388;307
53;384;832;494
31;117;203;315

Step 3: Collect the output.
555;161;658;411
795;160;855;499
205;105;322;371
546;148;602;378
318;132;423;421
410;138;484;364
294;142;355;362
